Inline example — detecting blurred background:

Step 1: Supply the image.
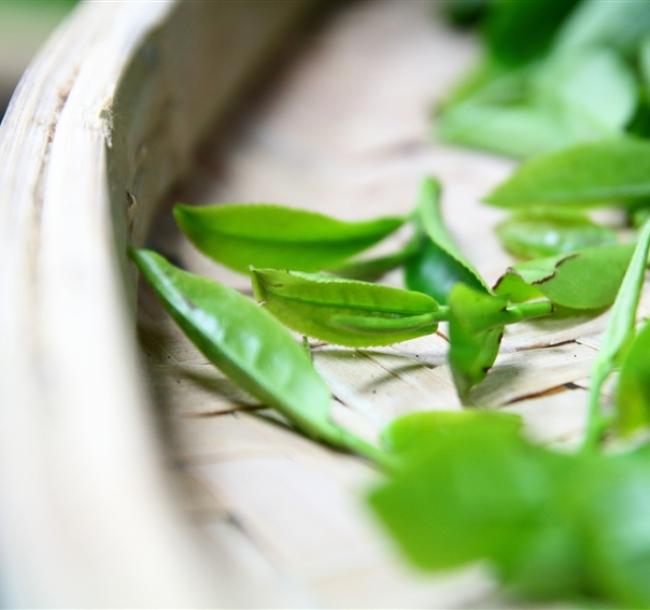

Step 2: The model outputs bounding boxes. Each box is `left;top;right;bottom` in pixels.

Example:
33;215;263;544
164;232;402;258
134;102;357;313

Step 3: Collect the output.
0;1;77;120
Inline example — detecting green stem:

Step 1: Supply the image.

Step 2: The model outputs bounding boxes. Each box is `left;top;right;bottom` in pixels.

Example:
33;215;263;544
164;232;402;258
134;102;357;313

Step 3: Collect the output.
336;429;397;473
582;367;608;452
330;237;420;281
432;305;450;321
428;299;552;327
503;299;554;324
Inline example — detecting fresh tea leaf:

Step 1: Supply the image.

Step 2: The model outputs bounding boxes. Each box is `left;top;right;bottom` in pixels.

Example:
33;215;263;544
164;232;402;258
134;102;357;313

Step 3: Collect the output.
592;222;650;370
174;203;403;274
496;210;618;259
584;220;650;446
131;249;346;448
383;410;523;457
439;50;636;159
251;268;440;347
369;412;577;595
369;411;650;608
485;0;579;65
447;284;506;399
535;48;636;136
486;138;650;208
331;237;420;281
405;178;488;303
495;244;635;309
438;102;574;159
555;0;650;58
617;319;650;435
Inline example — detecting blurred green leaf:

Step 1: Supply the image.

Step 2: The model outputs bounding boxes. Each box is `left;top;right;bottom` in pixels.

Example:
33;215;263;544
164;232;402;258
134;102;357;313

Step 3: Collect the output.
496;210;618;259
369;411;650;608
485;0;580;65
439;50;636;159
617;319;650;435
555;0;650;58
486;138;650;208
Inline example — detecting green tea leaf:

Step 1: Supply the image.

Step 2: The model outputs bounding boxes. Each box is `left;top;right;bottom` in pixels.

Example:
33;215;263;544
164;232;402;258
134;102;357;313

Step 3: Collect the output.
496;210;618;259
495;244;635;309
439;50;636;159
535;48;636;136
330;237;420;281
584;220;650;446
174;203;403;274
384;410;523;458
251;268;440;347
369;412;575;591
584;452;650;609
131;249;345;448
438;58;523;113
627;37;650;138
555;0;650;58
447;284;506;399
438;102;573;159
369;411;650;608
595;224;650;368
485;0;580;65
405;178;488;303
617;319;650;435
486;138;650;208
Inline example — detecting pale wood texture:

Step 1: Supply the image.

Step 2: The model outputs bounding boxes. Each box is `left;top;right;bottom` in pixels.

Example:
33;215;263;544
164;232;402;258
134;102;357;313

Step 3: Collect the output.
0;0;312;607
138;1;650;607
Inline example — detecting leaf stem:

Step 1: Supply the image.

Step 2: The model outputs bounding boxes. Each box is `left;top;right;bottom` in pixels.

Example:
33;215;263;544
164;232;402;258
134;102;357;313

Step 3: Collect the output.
428;299;552;326
503;299;554;324
336;429;397;473
582;367;608;452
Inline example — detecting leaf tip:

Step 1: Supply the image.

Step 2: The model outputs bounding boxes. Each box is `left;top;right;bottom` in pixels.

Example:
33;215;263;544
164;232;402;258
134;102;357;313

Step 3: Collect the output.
249;267;266;303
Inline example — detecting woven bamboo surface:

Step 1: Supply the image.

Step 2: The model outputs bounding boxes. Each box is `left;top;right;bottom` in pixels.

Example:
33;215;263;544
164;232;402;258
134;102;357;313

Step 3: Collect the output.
137;2;648;607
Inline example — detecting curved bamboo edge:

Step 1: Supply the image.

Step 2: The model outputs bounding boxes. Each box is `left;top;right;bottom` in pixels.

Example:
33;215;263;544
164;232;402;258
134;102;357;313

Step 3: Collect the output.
0;1;310;606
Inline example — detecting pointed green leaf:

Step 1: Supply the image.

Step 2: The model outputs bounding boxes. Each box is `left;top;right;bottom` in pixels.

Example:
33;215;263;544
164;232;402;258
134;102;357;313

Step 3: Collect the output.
405;178;488;303
495;244;635;309
617;319;650;435
584;221;650;447
496;210;618;259
486;138;650;208
251;268;439;347
174;203;403;274
330;237;420;281
448;284;506;399
131;249;346;447
593;223;650;369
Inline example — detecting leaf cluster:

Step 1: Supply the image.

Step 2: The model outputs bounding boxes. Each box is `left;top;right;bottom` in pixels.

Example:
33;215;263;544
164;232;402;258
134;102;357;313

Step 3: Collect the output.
127;7;650;602
133;180;650;608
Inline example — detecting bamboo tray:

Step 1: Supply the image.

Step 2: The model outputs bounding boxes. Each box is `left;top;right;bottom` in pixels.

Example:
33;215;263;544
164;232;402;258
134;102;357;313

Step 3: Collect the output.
1;1;643;607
